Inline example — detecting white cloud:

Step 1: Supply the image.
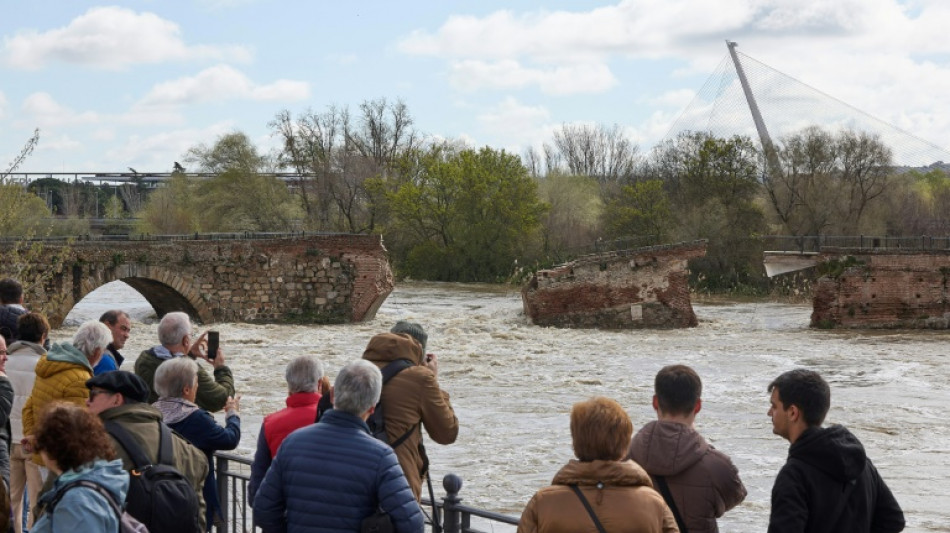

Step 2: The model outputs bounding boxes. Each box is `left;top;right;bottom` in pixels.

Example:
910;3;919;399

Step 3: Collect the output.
22;92;99;128
137;65;310;107
450;60;616;95
2;6;252;70
325;52;358;65
0;91;7;119
105;122;237;169
476;97;552;149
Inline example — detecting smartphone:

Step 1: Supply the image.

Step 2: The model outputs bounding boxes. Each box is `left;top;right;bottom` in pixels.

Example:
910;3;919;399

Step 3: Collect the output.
207;331;219;361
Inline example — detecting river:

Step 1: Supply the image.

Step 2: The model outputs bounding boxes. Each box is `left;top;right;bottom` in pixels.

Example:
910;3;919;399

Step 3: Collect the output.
62;281;948;532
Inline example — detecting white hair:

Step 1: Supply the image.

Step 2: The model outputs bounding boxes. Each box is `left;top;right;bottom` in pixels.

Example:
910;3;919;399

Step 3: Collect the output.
154;357;199;399
333;360;382;416
72;321;112;358
285;355;325;394
158;312;192;346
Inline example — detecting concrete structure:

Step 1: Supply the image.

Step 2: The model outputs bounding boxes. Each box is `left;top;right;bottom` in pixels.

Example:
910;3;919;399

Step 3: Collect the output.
1;233;393;328
521;241;707;329
808;248;950;329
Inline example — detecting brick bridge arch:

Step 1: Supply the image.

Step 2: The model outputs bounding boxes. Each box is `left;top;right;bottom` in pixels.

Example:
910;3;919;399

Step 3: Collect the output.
4;233;393;328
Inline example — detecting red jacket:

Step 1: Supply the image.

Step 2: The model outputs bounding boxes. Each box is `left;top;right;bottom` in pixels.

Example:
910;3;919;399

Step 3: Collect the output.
263;392;322;456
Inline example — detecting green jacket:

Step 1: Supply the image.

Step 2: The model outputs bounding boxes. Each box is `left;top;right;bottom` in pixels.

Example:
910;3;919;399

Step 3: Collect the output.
134;348;235;412
98;402;210;531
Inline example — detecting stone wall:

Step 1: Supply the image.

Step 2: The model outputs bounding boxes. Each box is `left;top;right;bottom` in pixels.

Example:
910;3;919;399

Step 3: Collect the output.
811;249;950;328
2;234;393;327
521;241;707;329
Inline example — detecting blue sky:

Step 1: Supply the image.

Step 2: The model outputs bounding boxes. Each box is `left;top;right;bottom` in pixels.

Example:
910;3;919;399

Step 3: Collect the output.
2;0;949;173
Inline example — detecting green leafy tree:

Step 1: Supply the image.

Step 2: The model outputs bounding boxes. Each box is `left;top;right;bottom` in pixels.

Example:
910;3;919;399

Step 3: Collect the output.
385;144;548;281
535;172;603;259
602;179;671;240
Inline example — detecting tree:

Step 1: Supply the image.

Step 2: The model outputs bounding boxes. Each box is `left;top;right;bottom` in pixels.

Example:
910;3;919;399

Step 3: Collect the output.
385;144;548;281
535;172;603;258
270;98;419;232
137;132;301;233
764;126;894;235
548;123;639;193
645;131;767;290
602;179;671;240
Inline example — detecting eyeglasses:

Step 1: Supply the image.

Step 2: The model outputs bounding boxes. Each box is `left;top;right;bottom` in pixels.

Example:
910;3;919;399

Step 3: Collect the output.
89;388;116;399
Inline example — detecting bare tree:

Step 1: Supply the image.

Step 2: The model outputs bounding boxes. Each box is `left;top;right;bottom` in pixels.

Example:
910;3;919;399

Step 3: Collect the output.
549;123;638;192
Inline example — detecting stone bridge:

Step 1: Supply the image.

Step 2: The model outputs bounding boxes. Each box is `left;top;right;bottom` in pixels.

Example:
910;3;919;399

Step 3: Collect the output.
1;233;393;328
764;236;950;328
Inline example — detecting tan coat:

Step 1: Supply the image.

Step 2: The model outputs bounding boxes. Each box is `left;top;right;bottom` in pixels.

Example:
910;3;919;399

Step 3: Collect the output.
518;460;679;533
628;421;746;533
362;332;459;500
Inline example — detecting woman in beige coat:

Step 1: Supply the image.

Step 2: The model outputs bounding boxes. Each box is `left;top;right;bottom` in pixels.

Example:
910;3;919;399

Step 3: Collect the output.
518;397;679;533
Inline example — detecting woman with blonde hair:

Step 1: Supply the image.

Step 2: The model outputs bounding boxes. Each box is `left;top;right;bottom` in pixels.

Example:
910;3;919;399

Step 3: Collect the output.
31;402;129;533
518;397;678;533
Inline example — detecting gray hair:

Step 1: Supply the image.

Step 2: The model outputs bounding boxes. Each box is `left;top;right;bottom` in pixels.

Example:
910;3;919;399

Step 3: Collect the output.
154;357;199;399
333;360;382;416
158;312;192;346
285;355;325;394
72;321;112;358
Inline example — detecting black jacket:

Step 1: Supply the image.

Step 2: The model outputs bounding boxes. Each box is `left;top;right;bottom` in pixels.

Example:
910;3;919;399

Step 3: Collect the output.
0;304;26;344
768;425;904;533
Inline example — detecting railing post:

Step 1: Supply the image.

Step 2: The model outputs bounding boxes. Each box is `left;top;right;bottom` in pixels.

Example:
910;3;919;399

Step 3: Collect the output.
442;474;463;533
216;455;230;533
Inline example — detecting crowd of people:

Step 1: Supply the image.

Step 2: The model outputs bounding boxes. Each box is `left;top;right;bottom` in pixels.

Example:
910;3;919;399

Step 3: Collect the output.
0;275;907;533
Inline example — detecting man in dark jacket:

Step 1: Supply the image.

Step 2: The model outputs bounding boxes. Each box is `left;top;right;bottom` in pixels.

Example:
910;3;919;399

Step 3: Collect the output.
0;278;27;345
629;365;746;533
254;359;423;532
767;369;904;533
93;309;132;374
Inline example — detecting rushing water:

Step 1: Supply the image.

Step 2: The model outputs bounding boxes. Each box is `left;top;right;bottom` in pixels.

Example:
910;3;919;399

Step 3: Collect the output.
62;281;949;532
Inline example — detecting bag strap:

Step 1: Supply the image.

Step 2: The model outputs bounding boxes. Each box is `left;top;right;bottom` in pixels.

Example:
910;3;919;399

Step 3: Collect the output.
105;420;154;471
653;475;688;533
379;359;416;448
569;485;607;533
49;479;123;521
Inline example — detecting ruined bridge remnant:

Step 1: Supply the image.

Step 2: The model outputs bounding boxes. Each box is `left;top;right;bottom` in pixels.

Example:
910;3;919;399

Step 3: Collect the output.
764;236;950;328
3;233;393;328
522;240;707;329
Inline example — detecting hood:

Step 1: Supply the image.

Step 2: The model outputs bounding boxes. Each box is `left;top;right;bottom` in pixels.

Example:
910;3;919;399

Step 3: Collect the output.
362;332;423;365
45;342;93;370
57;458;130;503
153;397;201;425
789;425;867;482
8;340;46;358
552;459;655;488
629;420;708;476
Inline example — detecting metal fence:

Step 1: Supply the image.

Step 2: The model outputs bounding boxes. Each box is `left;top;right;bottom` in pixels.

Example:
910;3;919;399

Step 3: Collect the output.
760;235;950;253
0;230;354;244
214;453;519;533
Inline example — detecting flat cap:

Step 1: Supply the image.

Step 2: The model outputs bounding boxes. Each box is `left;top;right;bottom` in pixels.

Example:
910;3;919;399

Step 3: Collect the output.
86;370;150;403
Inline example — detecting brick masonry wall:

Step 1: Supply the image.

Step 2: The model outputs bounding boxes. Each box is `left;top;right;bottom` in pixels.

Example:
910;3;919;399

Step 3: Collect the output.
4;235;393;327
811;250;950;328
521;241;707;329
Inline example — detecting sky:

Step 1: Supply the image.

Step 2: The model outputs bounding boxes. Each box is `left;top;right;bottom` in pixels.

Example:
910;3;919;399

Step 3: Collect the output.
2;0;949;174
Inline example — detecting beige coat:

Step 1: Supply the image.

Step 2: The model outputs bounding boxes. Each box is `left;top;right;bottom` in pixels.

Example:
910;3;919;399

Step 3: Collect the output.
518;459;679;533
362;332;458;500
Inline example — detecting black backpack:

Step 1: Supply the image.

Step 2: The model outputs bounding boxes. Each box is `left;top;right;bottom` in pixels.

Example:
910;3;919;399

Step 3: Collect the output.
366;359;416;448
105;420;202;533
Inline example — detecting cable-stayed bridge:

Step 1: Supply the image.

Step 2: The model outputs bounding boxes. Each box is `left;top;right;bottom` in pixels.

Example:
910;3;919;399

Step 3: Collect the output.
664;41;950;171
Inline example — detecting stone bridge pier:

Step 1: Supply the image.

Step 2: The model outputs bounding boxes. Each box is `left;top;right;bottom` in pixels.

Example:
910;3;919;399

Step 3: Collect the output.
2;233;393;328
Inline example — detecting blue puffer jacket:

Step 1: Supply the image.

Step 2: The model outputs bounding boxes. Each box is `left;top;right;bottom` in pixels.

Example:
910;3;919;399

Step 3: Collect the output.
253;409;424;533
33;459;129;533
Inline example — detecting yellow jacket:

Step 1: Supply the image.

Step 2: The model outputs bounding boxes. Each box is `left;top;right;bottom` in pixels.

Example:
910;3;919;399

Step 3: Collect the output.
22;343;93;464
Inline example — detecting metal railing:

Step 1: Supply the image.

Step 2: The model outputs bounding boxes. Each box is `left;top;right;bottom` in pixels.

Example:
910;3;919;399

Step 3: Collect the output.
0;230;357;244
761;235;950;253
214;453;519;533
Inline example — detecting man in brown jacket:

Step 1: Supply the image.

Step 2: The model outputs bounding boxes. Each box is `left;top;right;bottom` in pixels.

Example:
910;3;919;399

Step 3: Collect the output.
362;327;458;500
628;365;746;533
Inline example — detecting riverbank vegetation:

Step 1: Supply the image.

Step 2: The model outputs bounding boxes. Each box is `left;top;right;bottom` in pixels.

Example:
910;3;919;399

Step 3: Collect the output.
5;99;950;293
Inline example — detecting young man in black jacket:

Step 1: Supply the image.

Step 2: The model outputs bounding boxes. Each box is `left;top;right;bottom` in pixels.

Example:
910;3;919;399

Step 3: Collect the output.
766;369;904;533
